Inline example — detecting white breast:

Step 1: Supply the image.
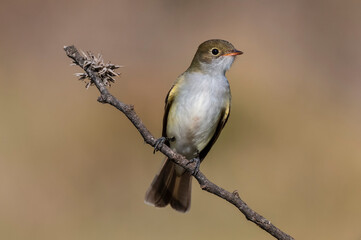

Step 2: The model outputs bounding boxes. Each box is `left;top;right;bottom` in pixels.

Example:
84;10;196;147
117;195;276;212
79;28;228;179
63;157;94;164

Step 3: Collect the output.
166;72;230;159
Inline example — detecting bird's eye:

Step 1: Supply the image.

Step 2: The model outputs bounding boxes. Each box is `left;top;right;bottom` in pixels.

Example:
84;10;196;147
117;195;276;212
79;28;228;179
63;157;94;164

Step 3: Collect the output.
211;48;219;55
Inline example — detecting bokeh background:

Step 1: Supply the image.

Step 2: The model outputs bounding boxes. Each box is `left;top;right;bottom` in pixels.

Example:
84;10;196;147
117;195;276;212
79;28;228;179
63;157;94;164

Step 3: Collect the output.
1;0;360;239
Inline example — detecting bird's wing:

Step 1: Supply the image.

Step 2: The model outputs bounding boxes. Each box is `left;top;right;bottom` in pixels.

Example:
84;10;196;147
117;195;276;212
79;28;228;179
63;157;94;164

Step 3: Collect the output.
161;83;178;141
199;99;231;161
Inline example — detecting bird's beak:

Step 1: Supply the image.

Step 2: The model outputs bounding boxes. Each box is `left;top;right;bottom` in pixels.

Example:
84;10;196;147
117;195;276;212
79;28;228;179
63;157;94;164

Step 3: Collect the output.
223;50;243;56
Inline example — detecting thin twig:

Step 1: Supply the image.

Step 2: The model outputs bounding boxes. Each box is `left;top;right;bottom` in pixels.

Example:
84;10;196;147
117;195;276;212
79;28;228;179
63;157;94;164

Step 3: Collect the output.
64;45;295;240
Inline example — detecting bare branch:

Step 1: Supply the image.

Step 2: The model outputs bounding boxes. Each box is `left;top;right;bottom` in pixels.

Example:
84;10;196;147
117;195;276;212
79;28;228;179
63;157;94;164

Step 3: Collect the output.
64;45;295;240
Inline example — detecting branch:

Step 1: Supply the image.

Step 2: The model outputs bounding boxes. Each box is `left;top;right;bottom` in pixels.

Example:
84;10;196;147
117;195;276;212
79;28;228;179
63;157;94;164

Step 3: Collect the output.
64;45;295;240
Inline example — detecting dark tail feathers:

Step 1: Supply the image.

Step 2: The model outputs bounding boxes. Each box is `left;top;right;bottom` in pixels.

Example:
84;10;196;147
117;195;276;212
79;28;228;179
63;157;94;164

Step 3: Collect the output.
145;159;192;213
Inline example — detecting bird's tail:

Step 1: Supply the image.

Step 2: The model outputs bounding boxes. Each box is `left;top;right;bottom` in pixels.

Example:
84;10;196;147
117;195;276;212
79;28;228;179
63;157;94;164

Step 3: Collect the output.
144;158;192;213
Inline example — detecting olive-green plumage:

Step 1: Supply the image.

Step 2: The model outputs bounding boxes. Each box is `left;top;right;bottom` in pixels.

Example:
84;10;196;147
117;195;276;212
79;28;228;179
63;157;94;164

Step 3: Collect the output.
145;39;242;212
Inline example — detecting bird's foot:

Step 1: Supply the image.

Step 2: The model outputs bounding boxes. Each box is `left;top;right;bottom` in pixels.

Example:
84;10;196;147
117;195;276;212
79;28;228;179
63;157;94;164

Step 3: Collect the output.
153;136;175;154
187;157;201;175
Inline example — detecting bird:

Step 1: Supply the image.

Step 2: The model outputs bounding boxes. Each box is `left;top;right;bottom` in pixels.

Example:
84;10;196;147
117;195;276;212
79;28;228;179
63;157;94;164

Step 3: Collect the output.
145;39;243;213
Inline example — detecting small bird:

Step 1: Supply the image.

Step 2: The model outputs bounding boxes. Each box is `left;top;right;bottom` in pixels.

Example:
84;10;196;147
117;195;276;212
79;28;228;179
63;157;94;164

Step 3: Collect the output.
145;39;243;212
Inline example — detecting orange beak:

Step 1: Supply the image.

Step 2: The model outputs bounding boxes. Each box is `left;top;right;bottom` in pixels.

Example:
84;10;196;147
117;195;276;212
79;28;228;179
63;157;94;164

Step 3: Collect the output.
223;50;243;56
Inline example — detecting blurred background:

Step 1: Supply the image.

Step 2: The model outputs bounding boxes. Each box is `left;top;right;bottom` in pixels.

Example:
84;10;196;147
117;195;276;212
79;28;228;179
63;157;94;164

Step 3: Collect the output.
0;0;360;239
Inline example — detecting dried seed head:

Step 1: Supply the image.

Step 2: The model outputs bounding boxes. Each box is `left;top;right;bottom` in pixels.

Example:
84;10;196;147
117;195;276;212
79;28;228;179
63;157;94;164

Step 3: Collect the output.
72;49;121;88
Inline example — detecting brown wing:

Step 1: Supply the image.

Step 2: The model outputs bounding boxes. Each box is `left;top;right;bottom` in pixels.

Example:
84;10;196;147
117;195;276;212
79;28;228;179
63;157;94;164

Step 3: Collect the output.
161;84;177;142
199;101;231;161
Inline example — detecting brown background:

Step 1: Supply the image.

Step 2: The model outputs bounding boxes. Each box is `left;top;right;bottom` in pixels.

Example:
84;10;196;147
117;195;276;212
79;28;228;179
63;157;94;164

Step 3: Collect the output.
1;0;360;239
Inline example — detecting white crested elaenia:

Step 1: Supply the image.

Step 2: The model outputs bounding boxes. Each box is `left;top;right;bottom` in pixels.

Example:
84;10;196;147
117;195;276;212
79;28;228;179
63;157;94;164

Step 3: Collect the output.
145;39;243;213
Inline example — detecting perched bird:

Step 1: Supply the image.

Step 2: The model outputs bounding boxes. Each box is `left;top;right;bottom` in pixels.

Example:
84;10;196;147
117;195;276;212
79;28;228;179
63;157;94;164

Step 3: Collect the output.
145;39;243;212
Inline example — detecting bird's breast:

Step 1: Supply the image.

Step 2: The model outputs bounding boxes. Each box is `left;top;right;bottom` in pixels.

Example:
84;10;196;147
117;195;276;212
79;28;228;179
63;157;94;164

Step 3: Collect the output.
166;73;230;159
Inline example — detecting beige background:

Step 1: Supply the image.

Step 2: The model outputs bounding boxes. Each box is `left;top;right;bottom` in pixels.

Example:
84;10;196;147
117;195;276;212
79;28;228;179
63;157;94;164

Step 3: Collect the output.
1;0;360;239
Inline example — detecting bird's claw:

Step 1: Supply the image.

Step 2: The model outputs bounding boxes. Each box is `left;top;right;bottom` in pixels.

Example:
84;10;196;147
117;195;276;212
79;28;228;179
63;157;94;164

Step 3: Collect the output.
153;136;175;154
187;157;201;175
153;137;166;154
